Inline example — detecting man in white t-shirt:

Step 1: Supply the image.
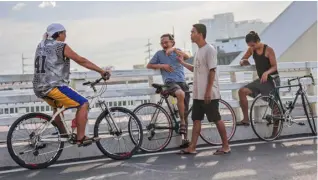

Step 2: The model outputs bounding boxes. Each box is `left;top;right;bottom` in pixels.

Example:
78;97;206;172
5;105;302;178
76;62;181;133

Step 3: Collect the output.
177;24;231;155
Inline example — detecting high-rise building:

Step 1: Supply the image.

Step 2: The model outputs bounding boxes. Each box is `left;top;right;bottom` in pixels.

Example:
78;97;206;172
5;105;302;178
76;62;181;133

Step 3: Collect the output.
192;12;270;54
133;64;146;69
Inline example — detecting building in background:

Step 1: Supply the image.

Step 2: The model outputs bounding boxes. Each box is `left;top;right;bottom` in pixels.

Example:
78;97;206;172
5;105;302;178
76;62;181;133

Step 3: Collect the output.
213;36;246;53
191;12;270;64
186;50;241;66
231;1;317;65
195;12;269;45
133;64;146;69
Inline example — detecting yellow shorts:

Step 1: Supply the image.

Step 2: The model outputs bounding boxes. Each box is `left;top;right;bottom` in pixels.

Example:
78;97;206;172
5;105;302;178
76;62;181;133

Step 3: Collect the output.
43;86;88;109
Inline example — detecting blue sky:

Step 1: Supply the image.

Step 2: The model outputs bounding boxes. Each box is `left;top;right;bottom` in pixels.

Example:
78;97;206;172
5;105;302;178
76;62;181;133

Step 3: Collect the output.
0;1;291;74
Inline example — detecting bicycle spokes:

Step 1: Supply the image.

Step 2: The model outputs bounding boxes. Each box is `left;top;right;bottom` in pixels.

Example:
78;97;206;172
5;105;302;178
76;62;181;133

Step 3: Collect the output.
8;114;64;168
250;95;284;141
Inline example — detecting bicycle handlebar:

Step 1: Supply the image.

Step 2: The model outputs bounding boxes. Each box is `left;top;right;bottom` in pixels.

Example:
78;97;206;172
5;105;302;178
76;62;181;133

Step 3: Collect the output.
82;72;111;87
287;73;315;91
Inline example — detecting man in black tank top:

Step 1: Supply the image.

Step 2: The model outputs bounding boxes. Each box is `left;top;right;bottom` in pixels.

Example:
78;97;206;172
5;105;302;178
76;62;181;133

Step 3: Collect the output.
237;31;280;126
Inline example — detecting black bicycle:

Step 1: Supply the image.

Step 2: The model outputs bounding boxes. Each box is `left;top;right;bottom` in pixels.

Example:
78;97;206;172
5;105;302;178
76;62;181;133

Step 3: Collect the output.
250;74;316;141
7;74;143;169
129;82;237;153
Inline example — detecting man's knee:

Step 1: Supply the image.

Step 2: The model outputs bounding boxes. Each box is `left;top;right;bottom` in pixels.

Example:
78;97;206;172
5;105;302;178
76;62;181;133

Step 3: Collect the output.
78;102;89;110
175;89;185;100
239;88;251;97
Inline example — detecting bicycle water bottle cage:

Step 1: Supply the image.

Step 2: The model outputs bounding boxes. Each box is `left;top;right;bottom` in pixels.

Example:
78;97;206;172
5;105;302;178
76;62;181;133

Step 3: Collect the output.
285;101;293;109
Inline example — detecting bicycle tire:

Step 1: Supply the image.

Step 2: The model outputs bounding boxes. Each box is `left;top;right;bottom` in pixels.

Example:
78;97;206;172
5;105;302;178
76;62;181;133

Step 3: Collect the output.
250;95;284;141
94;107;143;160
196;99;237;145
131;103;173;153
7;113;64;170
302;94;317;135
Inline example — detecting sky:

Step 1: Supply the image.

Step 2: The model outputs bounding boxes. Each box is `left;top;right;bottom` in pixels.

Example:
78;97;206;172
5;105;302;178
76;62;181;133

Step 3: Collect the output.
0;1;292;74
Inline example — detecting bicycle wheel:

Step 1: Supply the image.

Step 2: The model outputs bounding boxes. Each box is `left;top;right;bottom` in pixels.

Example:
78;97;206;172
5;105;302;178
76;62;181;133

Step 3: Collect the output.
250;95;284;141
130;103;173;153
302;94;317;135
7;113;64;170
94;107;143;160
191;99;236;145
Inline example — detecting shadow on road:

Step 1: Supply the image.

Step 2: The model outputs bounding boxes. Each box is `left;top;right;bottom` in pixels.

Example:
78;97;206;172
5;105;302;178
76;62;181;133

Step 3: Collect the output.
0;139;317;180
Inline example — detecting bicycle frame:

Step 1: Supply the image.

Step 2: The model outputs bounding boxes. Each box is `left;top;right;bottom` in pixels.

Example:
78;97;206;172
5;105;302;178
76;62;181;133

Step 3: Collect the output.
147;83;192;134
269;74;314;121
35;80;121;143
158;97;179;121
271;84;302;116
146;93;183;137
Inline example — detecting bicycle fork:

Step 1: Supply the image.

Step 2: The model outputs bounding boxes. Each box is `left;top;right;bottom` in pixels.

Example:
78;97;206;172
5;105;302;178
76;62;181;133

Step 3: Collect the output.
99;101;122;136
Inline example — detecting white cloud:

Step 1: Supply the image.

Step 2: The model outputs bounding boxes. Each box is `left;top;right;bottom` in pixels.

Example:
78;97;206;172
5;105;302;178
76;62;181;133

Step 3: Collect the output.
12;3;26;11
38;1;56;8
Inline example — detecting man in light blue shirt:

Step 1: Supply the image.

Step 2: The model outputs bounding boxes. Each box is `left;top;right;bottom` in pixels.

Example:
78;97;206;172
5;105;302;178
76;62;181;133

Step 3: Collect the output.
147;33;190;148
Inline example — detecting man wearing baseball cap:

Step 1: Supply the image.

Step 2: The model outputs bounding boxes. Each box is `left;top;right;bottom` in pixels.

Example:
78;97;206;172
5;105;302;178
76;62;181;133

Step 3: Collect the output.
33;23;110;146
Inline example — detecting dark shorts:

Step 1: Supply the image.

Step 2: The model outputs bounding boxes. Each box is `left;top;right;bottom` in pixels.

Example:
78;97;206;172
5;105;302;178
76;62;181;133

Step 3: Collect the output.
244;77;280;98
191;99;221;123
165;82;190;113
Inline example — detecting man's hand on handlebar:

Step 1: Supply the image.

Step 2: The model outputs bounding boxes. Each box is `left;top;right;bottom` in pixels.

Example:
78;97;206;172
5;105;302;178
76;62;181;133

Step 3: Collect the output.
101;70;111;80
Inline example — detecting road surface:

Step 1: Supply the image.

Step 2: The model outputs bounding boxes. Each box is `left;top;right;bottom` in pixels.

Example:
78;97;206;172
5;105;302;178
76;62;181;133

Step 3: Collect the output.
0;137;316;180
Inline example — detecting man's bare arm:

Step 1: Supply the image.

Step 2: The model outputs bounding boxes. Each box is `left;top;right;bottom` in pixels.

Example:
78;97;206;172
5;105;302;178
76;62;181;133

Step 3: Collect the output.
265;47;278;75
206;69;215;94
146;63;163;70
147;52;173;72
242;47;253;60
174;49;190;60
64;45;104;74
240;47;253;66
178;57;194;72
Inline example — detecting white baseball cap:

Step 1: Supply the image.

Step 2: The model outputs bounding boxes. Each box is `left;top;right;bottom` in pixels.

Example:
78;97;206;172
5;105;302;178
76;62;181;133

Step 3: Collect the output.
46;23;66;37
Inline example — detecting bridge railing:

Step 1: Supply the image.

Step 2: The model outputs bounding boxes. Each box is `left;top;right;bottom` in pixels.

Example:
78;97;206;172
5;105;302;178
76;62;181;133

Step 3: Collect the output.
0;61;316;128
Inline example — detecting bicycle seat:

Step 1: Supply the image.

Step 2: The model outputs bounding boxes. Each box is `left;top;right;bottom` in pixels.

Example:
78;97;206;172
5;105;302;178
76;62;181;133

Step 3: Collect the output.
152;83;165;89
152;83;171;95
270;74;279;79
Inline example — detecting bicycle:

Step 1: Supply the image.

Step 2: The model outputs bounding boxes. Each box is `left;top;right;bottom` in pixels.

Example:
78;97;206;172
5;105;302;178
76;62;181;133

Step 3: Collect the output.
250;74;316;141
129;82;237;153
7;74;143;169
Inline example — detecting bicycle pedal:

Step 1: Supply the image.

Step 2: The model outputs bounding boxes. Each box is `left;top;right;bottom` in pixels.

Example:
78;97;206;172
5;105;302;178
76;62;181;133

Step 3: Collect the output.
297;122;305;126
37;144;47;150
93;137;101;141
77;142;93;147
179;139;190;148
179;143;189;148
147;131;155;141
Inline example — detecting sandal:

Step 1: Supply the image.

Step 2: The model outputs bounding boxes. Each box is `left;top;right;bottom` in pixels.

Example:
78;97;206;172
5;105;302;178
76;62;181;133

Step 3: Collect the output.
236;120;250;126
77;136;100;147
213;149;231;155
